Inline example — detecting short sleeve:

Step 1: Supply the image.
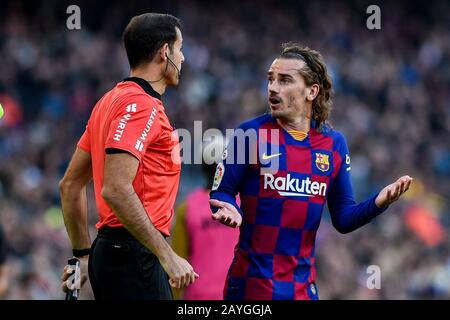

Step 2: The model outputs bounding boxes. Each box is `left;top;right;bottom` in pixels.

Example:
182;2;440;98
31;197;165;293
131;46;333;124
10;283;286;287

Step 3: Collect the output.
105;95;161;162
77;124;91;153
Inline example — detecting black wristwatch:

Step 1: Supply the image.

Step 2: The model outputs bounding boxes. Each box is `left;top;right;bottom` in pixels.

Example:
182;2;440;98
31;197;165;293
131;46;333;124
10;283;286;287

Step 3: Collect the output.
72;248;90;258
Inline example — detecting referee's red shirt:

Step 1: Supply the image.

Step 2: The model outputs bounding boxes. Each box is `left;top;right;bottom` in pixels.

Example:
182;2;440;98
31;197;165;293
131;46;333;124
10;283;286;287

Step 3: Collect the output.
78;77;181;236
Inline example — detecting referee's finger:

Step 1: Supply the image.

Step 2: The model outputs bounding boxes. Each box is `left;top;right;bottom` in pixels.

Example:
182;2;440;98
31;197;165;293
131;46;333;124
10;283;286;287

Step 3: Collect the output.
61;281;69;293
61;266;73;281
189;272;196;285
180;274;186;287
169;277;180;288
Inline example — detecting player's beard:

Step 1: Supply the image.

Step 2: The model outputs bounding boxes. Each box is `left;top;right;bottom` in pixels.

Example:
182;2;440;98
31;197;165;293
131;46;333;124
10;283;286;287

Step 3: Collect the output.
275;90;311;118
271;110;294;125
269;98;293;121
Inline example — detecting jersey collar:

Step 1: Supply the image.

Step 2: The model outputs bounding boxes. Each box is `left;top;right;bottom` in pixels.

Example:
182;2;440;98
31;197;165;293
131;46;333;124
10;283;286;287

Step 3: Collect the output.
268;113;318;130
123;77;162;101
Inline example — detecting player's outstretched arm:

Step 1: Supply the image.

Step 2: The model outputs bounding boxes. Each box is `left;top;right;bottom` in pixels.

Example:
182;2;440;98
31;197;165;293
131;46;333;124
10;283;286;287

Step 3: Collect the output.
375;175;413;208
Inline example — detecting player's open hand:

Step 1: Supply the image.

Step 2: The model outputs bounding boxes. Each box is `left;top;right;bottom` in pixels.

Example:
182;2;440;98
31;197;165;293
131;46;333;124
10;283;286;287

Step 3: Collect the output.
375;175;413;209
61;256;89;293
209;199;242;228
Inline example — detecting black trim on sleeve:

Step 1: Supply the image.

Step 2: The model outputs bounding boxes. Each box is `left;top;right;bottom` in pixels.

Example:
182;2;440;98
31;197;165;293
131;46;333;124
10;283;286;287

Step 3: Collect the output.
105;148;141;162
105;148;131;155
122;77;162;100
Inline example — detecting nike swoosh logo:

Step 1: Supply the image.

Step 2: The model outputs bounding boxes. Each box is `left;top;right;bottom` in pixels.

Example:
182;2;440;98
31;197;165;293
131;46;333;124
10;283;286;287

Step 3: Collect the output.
262;152;282;160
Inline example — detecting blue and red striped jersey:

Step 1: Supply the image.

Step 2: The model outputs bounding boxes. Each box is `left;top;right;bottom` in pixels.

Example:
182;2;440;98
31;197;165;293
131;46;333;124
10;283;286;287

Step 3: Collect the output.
210;113;386;300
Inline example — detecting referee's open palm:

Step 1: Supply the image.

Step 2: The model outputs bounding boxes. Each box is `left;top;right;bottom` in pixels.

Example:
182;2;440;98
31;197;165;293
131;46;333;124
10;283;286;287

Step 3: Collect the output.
210;199;242;228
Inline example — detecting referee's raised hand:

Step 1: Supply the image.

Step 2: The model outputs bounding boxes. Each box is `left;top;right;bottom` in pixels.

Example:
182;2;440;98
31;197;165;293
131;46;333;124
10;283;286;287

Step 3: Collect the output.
160;252;199;289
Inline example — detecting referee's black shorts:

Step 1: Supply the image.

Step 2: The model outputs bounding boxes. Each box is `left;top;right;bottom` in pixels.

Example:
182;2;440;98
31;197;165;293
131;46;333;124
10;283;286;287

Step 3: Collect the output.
88;226;173;300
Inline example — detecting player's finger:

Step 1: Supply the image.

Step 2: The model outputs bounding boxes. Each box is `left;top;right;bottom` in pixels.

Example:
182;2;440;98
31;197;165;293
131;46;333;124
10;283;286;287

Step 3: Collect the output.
211;213;219;221
400;180;408;194
396;182;403;197
224;215;233;224
209;199;224;208
229;217;238;226
394;183;403;200
399;176;412;190
402;176;411;184
406;178;413;188
391;184;400;199
404;179;412;192
221;201;237;212
386;189;392;202
397;175;410;184
395;181;404;197
212;210;226;221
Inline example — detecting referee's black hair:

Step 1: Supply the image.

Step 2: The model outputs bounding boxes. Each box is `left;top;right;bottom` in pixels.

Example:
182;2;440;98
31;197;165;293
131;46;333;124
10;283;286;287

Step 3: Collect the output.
123;13;181;69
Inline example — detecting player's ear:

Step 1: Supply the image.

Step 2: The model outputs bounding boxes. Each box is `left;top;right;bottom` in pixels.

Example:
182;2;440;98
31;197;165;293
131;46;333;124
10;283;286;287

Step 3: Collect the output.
307;84;320;101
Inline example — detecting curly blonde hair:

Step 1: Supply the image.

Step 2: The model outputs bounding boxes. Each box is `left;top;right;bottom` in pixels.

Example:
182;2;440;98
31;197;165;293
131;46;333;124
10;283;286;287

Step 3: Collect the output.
279;43;334;129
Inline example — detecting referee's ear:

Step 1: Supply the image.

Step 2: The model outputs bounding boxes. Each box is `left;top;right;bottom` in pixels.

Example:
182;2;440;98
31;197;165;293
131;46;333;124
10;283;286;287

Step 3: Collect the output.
157;43;170;63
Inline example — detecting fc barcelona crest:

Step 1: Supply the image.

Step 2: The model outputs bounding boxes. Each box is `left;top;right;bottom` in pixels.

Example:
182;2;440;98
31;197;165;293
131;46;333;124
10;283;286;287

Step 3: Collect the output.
315;153;330;172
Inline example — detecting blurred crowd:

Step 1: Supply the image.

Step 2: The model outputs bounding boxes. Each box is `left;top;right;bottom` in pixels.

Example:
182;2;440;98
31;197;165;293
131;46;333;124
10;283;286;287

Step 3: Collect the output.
0;0;449;299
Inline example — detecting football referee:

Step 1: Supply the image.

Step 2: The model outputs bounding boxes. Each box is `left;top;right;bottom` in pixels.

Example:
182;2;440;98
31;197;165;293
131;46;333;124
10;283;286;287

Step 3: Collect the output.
60;13;198;300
